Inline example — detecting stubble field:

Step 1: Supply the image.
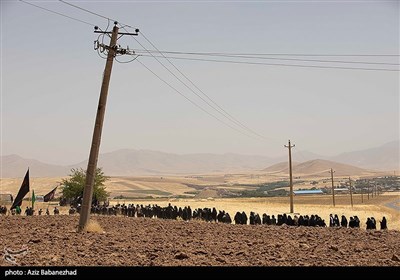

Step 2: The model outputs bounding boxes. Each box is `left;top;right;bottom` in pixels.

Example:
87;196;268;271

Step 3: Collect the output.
1;215;400;266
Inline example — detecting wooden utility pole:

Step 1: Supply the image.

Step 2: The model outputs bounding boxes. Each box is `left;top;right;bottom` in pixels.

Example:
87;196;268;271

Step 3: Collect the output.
284;140;295;213
349;177;353;208
361;187;364;203
329;168;336;207
78;23;138;231
367;185;370;200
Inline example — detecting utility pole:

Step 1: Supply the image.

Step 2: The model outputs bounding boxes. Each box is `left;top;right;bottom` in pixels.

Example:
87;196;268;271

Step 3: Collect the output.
329;168;336;207
349;177;353;208
367;185;369;200
361;187;364;203
284;140;295;213
78;23;138;232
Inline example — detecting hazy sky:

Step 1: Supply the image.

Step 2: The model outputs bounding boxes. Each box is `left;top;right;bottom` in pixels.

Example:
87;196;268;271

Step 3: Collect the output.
1;0;399;165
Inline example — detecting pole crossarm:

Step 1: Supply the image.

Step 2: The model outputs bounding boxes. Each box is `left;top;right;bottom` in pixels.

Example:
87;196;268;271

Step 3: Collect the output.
94;31;139;36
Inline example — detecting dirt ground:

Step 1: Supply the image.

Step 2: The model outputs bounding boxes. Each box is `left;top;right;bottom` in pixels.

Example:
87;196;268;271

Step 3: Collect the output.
0;216;399;266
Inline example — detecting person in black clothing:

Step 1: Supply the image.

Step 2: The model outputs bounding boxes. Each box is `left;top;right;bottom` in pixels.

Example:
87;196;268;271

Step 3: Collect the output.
380;217;387;230
366;217;372;229
340;215;348;228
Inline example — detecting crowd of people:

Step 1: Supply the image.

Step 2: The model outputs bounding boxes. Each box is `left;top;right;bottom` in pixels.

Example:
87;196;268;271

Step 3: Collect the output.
85;202;388;230
0;206;60;216
0;202;389;230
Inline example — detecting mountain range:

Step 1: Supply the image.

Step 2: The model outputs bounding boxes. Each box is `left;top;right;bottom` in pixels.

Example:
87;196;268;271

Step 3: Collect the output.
1;140;398;177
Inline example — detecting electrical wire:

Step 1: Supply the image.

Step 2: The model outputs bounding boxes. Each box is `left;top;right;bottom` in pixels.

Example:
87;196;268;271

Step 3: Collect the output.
133;49;400;57
115;55;140;64
119;26;266;140
56;0;274;140
134;49;399;66
35;0;398;145
136;59;257;140
140;31;269;140
19;0;96;27
59;0;110;21
59;0;135;28
138;54;399;72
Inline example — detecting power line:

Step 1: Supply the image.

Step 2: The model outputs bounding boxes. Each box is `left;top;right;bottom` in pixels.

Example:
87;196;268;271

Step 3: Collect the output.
136;59;257;140
57;1;268;140
120;27;267;140
59;0;109;21
138;54;399;72
60;0;389;144
134;49;400;66
19;0;96;27
140;32;269;140
134;50;400;57
59;0;135;28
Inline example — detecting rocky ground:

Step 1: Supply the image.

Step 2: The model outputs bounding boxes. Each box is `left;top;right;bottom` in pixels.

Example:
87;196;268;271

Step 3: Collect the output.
0;215;399;266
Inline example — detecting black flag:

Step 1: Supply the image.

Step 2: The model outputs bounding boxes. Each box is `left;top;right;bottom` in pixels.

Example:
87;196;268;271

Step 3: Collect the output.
44;186;58;202
11;169;30;210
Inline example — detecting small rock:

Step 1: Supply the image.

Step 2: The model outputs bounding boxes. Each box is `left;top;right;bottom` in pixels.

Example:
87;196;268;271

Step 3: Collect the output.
28;238;41;243
174;252;189;260
392;254;400;262
235;251;245;256
215;257;226;263
299;243;310;249
194;250;208;255
329;245;339;251
149;253;158;260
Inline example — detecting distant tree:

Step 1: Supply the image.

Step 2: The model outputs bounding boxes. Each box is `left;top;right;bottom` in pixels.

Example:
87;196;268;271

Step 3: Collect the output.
60;168;109;202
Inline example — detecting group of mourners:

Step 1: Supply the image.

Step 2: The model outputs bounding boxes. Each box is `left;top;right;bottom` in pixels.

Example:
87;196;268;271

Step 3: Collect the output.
69;202;389;230
0;205;60;216
0;202;388;230
328;213;387;230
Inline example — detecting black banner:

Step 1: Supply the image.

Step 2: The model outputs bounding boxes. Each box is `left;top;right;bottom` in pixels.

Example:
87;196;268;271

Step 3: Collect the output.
43;187;57;202
11;169;30;210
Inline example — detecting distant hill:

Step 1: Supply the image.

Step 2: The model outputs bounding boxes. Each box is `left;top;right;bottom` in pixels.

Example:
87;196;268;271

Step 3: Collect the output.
1;140;397;177
330;140;399;171
264;159;372;177
74;149;275;176
0;154;69;178
263;161;300;173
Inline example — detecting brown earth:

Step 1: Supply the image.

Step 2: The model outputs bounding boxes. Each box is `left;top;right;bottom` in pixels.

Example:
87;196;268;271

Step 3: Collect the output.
1;216;399;266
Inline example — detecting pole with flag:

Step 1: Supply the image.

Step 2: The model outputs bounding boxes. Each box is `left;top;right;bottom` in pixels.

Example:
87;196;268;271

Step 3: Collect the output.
11;169;30;210
44;186;58;202
32;190;36;209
